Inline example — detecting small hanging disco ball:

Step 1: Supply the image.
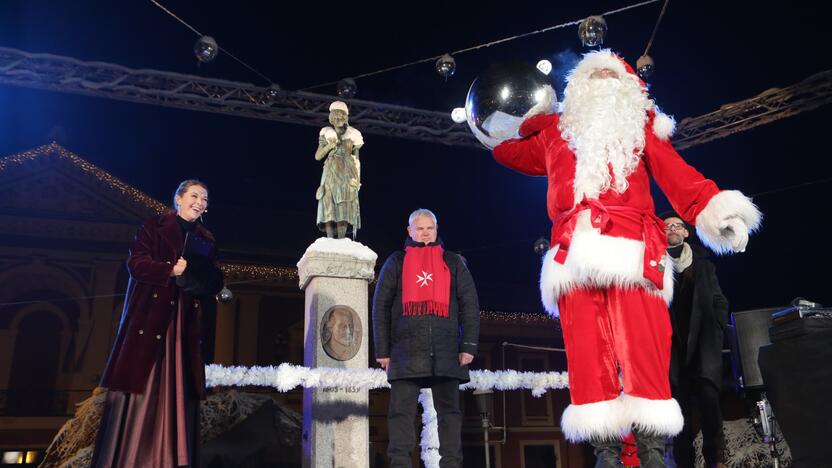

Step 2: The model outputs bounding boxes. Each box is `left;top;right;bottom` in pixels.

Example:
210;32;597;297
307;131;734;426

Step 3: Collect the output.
464;61;557;149
194;35;219;63
578;16;607;47
435;53;457;80
336;78;357;99
636;55;655;80
216;286;233;304
265;83;281;101
533;237;551;256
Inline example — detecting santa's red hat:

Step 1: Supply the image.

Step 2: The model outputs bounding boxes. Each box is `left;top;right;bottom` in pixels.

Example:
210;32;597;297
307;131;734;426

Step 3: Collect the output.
567;49;646;91
564;49;676;140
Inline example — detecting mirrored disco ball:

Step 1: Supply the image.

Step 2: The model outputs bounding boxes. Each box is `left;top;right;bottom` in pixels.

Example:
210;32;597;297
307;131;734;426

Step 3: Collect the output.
465;62;556;149
194;36;219;63
216;287;233;304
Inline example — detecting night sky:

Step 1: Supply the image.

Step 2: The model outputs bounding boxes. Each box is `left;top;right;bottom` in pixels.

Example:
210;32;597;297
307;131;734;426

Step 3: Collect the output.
1;1;830;313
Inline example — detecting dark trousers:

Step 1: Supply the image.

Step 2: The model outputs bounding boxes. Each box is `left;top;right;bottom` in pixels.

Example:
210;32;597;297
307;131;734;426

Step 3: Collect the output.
387;377;462;468
672;376;723;467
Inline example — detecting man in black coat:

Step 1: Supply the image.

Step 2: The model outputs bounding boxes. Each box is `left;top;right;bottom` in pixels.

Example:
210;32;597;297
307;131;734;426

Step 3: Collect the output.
372;208;480;468
662;212;729;468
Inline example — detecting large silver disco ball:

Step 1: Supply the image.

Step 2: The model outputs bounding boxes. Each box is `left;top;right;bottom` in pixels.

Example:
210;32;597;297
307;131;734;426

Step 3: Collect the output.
465;62;556;149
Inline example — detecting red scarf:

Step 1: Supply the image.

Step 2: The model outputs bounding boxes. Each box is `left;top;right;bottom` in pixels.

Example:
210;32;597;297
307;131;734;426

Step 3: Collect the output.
402;244;450;317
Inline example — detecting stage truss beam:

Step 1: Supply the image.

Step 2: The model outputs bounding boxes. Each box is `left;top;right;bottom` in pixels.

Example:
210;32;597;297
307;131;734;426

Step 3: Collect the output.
2;46;831;151
0;46;479;148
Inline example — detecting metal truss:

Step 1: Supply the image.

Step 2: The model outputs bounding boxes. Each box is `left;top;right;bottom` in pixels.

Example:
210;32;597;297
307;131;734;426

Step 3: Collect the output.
2;46;830;151
0;46;480;148
672;70;832;150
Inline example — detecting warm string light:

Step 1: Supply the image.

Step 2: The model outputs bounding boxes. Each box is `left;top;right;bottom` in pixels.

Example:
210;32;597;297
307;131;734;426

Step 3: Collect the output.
479;309;558;324
1;145;565;319
221;263;298;283
0;143;168;214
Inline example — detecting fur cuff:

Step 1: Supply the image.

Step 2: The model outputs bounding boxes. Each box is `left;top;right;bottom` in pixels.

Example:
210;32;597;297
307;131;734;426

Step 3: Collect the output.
561;398;629;442
620;394;684;436
695;190;762;255
539;213;673;317
651;109;675;141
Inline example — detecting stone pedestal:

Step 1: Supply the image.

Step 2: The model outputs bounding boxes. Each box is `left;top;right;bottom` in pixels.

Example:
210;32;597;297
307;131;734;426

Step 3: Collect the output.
297;238;377;468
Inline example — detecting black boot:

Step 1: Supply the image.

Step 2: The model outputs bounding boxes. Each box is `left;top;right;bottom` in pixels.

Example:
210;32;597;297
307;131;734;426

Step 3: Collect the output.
590;438;624;468
633;428;668;468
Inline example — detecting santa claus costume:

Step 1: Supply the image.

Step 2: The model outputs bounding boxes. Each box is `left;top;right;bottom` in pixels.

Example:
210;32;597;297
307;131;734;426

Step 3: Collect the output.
493;50;761;444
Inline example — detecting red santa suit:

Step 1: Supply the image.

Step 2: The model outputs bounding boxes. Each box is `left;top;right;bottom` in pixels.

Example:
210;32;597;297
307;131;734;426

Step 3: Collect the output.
493;50;761;442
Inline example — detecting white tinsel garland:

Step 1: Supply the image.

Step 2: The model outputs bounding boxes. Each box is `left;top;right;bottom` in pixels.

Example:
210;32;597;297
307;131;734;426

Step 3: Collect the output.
418;389;441;468
205;364;569;395
205;364;569;468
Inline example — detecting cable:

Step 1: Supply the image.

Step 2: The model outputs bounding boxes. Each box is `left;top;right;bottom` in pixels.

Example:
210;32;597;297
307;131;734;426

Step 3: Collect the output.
149;0;274;85
503;342;565;353
300;0;662;91
149;0;201;35
748;177;832;199
0;293;126;308
642;0;670;57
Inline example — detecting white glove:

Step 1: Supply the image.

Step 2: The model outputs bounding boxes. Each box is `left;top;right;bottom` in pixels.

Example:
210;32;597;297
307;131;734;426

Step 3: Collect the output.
719;217;749;253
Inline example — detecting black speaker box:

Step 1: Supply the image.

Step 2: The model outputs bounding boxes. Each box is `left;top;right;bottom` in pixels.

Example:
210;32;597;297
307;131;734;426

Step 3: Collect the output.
758;329;832;466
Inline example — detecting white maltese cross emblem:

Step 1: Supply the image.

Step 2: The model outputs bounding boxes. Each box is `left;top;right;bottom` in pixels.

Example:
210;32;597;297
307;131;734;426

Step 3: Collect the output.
416;271;433;287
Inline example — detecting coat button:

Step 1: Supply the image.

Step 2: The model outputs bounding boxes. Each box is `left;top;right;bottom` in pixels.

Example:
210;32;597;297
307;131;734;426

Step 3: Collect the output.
649;260;657;267
156;334;162;340
138;329;144;335
170;301;175;306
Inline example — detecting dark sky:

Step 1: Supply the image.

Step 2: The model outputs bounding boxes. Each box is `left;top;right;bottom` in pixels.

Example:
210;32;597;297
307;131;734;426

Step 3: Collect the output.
1;1;830;312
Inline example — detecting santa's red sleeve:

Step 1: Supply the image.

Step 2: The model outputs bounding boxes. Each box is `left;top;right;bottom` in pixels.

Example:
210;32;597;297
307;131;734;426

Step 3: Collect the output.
644;112;762;254
491;113;558;177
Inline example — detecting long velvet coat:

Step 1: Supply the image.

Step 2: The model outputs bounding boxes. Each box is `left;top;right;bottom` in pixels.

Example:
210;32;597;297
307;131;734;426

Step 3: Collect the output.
100;212;220;399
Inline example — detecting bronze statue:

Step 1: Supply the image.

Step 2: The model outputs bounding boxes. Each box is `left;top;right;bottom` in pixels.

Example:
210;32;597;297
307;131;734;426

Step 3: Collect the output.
316;101;363;239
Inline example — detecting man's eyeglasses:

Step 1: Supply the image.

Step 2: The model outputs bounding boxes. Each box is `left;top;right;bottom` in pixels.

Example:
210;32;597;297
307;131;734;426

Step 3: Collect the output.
664;223;686;232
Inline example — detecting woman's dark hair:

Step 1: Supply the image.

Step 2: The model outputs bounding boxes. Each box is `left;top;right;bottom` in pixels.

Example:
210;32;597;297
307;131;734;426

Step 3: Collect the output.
173;179;209;209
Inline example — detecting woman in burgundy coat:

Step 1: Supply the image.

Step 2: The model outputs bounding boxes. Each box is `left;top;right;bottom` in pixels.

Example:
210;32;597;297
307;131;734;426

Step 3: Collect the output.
93;180;223;467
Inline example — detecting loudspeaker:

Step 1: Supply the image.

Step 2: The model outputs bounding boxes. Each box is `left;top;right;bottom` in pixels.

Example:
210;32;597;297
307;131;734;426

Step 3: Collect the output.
728;307;780;390
758;329;832;466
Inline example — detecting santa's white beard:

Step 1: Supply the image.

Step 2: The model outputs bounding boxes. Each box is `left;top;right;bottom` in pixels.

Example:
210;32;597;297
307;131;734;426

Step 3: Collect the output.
559;77;651;202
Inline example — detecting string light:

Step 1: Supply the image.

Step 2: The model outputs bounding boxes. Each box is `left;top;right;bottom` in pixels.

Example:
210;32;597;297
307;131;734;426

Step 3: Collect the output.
479;309;558;325
300;0;662;91
221;264;298;283
0;143;168;213
148;0;276;86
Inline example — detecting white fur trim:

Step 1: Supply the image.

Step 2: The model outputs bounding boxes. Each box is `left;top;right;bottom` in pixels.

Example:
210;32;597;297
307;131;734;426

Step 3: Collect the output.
319;126;364;148
561;398;629;442
539;211;673;317
620;394;684;436
569;49;633;85
651;110;675;140
695;190;762;255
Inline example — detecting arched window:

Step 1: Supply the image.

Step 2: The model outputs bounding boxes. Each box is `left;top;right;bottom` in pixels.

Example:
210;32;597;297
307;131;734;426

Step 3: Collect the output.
7;310;64;416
